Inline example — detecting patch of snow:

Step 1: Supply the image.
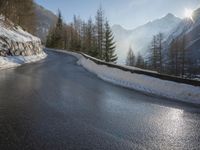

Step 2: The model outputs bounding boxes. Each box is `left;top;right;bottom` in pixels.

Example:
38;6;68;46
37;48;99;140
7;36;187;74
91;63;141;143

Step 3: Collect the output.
53;50;200;104
0;22;40;43
0;52;47;70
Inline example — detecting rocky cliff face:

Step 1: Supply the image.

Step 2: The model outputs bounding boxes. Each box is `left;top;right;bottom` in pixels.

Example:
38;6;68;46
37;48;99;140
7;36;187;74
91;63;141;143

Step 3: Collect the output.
0;16;43;57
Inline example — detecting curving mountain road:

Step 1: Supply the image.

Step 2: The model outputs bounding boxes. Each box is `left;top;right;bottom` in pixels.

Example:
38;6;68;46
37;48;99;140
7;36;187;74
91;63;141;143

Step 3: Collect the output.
0;50;200;150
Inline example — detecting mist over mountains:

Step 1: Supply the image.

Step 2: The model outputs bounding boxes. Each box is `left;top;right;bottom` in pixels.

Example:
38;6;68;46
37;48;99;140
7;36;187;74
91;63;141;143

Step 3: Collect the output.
112;14;181;64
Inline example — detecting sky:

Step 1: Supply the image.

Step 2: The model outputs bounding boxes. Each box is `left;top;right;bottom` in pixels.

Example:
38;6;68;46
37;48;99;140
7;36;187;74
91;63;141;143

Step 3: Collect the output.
35;0;200;29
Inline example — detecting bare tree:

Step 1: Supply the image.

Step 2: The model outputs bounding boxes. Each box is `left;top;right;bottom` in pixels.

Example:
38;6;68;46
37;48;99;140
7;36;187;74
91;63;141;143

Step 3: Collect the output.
126;47;135;66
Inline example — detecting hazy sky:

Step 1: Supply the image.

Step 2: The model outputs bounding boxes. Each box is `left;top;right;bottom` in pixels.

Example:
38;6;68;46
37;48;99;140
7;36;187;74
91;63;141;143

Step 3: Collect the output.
35;0;200;29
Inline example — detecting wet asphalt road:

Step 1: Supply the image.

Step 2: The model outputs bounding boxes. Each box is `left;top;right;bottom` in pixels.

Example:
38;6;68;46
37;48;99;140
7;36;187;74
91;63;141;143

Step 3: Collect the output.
0;50;200;150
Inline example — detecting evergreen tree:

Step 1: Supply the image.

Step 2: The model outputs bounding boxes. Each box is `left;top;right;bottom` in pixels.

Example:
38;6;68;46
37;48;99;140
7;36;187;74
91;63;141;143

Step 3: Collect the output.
103;20;117;63
126;47;135;66
46;10;64;49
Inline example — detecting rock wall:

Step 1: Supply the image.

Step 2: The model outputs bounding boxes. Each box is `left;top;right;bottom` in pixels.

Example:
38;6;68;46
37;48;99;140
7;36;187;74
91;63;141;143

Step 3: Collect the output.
0;16;43;57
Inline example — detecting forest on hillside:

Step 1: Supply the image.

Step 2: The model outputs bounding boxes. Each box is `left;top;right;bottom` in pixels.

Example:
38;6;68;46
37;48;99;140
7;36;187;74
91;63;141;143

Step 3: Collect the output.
0;0;36;33
126;32;199;79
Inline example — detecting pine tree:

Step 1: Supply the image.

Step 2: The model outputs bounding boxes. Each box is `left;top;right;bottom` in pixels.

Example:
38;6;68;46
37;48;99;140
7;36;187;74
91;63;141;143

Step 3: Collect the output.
126;47;135;66
46;10;64;49
103;20;117;63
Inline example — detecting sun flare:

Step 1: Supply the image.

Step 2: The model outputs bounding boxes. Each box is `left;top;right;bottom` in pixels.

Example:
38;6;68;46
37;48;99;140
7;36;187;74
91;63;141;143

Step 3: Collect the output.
184;8;193;20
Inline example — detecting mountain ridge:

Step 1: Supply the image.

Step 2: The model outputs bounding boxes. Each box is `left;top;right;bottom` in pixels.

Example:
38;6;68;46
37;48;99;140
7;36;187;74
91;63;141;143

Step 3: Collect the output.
112;13;181;64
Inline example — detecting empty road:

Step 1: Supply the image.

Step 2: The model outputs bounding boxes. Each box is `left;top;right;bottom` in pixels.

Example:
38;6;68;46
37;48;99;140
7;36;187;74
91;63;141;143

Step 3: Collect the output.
0;50;200;150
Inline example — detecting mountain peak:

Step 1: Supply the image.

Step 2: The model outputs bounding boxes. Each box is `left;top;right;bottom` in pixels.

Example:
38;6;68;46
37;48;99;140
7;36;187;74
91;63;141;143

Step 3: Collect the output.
164;13;175;18
112;24;124;30
159;13;181;23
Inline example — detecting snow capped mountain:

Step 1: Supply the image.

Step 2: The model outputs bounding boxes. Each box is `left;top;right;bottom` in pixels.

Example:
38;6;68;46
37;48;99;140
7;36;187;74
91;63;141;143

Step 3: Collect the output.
35;4;57;43
112;14;181;64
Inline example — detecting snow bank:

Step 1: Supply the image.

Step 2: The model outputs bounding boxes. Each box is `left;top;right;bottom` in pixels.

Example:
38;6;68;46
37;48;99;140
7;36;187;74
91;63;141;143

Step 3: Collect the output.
0;52;47;70
49;49;200;104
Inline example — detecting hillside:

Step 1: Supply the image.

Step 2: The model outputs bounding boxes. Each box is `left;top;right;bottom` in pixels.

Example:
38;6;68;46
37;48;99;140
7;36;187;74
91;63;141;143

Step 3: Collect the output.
165;8;200;62
35;4;57;43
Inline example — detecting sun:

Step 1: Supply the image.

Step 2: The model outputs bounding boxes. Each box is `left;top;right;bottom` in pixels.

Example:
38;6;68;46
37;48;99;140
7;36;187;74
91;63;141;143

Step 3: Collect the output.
184;8;193;20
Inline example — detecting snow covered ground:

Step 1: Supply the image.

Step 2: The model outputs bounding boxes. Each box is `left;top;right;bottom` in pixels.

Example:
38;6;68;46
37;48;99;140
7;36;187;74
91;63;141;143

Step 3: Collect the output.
0;15;40;43
0;52;47;70
53;49;200;105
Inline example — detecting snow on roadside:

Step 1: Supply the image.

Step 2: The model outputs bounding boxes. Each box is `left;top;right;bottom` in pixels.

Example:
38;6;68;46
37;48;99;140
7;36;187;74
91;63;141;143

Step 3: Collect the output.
0;52;47;70
51;49;200;104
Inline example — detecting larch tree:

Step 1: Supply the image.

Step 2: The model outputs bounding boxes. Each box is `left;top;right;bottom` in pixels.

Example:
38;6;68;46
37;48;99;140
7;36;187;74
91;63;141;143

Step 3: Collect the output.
95;6;105;59
168;38;180;75
126;47;135;66
180;36;187;77
149;35;158;70
147;33;164;72
157;33;164;72
73;15;82;51
136;53;145;69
